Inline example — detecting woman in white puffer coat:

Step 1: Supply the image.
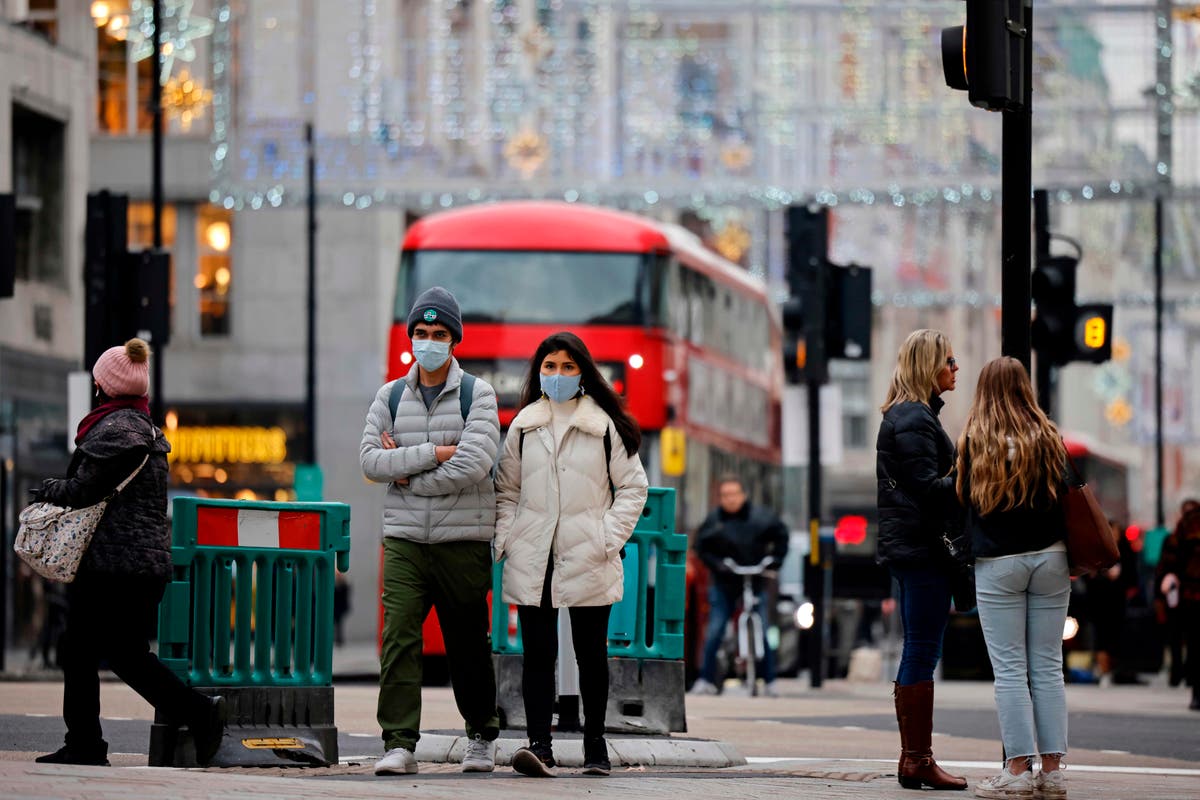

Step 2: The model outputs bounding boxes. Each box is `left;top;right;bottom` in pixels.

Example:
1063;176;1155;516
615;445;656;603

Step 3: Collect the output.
494;331;648;779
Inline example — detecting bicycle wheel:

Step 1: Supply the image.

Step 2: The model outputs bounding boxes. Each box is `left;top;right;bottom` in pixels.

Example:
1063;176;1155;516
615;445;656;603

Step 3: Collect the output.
741;612;758;693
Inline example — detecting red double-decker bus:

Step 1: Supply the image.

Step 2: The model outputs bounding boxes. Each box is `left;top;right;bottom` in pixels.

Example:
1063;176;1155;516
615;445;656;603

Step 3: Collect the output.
384;201;783;660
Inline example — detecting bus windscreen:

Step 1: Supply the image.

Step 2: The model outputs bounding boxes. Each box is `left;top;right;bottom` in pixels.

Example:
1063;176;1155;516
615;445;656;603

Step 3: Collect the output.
397;250;645;325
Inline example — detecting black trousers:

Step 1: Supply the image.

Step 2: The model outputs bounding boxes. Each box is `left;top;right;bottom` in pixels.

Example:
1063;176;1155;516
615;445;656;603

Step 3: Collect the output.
517;565;612;743
61;572;208;752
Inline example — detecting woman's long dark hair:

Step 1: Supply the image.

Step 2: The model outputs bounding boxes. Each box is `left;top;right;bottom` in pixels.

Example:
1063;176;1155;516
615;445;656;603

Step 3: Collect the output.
518;331;642;455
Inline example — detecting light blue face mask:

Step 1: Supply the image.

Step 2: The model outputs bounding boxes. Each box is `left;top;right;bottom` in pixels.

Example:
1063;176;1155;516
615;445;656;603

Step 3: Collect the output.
412;340;451;371
540;372;582;403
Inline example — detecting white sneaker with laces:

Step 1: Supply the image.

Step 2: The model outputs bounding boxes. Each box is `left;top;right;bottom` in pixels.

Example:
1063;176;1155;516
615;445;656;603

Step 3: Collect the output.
1034;769;1066;800
461;734;495;773
688;678;719;696
975;768;1034;799
375;746;418;775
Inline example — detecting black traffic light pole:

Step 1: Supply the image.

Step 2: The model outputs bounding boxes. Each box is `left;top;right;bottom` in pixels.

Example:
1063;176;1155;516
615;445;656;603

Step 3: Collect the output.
150;0;165;425
1001;0;1033;372
1033;189;1052;414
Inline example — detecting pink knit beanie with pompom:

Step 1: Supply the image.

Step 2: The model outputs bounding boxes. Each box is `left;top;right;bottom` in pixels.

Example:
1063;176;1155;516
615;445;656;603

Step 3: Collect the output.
93;338;151;397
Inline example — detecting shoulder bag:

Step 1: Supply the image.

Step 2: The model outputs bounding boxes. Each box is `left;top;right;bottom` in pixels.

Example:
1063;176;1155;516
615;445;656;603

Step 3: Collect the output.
944;438;975;613
14;453;151;583
1062;453;1120;576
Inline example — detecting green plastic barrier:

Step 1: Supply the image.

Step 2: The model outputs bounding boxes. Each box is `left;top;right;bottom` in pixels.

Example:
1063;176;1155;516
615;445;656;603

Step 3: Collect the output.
158;497;351;687
492;487;685;660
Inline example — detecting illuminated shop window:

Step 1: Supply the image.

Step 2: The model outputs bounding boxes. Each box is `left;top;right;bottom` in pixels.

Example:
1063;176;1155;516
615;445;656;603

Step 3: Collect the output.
197;206;232;336
92;1;215;135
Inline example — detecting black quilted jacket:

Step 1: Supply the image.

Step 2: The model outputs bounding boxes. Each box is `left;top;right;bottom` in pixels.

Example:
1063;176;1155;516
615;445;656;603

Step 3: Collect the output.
38;408;173;579
875;396;958;568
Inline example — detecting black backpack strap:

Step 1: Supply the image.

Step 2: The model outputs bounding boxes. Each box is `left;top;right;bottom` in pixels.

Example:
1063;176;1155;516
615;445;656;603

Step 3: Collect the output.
387;380;404;426
459;372;476;422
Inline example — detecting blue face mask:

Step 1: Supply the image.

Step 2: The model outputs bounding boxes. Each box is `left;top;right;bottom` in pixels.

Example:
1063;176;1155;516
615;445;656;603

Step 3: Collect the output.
412;340;451;372
540;373;582;404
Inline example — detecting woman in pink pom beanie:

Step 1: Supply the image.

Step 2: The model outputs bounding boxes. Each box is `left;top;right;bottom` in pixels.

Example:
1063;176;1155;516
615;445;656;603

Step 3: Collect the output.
33;338;227;767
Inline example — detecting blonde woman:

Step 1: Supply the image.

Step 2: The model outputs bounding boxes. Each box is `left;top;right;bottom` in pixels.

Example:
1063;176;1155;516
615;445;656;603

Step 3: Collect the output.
876;329;966;791
957;357;1070;800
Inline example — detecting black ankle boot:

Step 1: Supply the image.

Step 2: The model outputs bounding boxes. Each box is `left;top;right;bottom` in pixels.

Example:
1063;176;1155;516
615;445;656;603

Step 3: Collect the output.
190;695;227;766
36;744;110;766
583;736;611;776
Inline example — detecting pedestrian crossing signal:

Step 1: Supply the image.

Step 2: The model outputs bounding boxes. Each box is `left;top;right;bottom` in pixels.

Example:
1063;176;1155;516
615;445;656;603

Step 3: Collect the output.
1071;304;1113;363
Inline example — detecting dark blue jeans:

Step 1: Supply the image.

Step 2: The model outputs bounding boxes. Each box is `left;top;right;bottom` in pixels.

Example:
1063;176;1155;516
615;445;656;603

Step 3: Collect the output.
699;581;776;684
891;564;953;686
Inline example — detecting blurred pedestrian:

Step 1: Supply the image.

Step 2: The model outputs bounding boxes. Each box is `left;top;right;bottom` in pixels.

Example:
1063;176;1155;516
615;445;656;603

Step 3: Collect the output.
1158;499;1199;689
1157;500;1200;711
494;332;648;778
875;328;966;791
957;357;1071;800
1086;519;1129;686
690;474;789;697
360;287;501;775
33;339;226;767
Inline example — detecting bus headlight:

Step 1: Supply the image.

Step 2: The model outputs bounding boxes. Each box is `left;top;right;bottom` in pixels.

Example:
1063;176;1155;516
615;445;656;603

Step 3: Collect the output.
1062;616;1079;641
401;351;413;365
628;353;645;369
795;602;815;630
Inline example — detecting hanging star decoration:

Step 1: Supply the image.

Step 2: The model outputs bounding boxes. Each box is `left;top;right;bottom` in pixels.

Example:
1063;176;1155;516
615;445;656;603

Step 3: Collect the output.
504;129;550;177
163;69;212;131
125;0;214;84
719;141;754;173
713;221;751;263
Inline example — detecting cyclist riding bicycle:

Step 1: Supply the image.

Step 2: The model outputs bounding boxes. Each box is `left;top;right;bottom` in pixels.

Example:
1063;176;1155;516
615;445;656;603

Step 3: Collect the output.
690;474;789;697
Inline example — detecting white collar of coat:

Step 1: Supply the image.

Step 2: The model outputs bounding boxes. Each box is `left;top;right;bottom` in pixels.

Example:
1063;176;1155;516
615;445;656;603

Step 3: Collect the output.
510;396;609;437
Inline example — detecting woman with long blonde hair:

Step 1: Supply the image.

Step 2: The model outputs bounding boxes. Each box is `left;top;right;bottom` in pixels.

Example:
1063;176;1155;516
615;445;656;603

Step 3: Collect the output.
875;329;966;791
957;357;1070;800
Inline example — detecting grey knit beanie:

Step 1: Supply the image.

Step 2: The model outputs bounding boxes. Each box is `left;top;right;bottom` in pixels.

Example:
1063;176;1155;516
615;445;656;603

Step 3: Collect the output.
407;286;463;342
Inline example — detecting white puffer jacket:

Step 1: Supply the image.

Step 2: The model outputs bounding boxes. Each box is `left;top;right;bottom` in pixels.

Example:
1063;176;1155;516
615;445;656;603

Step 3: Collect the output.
494;396;648;608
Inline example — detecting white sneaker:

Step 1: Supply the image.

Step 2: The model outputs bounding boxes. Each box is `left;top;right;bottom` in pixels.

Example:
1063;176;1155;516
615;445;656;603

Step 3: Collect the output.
1034;769;1066;800
762;681;781;698
975;768;1034;799
375;746;418;775
688;678;719;696
461;734;495;773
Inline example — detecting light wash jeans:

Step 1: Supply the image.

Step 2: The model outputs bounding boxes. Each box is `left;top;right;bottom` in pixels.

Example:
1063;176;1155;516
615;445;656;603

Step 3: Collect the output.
975;548;1070;760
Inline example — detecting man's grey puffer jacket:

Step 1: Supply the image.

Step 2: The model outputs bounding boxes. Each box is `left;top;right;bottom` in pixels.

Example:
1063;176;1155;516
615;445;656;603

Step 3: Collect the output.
359;359;499;544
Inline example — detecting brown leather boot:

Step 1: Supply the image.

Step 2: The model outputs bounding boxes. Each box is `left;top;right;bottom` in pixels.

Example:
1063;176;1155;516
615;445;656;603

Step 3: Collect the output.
894;681;967;790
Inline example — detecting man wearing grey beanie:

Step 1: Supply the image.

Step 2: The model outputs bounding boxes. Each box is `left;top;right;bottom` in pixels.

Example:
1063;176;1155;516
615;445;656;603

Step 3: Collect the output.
360;286;500;776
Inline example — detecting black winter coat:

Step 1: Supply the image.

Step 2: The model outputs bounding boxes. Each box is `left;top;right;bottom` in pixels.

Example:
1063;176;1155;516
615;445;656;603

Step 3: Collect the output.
695;502;789;591
38;408;172;579
875;395;957;568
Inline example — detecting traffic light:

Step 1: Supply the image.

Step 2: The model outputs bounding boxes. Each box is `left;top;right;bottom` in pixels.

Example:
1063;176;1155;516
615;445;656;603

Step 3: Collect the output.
1031;254;1076;365
827;263;872;361
1032;253;1114;366
783;208;873;383
85;191;134;368
132;249;171;347
1071;303;1113;363
785;206;829;385
781;295;807;384
941;0;1027;112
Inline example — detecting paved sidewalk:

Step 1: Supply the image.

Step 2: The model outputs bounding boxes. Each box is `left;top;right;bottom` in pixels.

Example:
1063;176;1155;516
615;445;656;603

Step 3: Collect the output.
2;759;1198;800
3;668;1198;799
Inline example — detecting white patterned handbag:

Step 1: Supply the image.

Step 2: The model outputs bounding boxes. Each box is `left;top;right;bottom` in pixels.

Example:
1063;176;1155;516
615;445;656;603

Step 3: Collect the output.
14;454;150;583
